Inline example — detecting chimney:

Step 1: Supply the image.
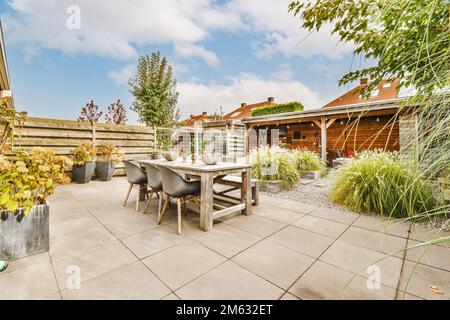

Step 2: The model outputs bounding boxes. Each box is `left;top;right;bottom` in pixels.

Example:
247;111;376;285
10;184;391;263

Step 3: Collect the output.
267;97;275;103
202;112;207;116
190;114;194;119
241;103;247;108
360;78;369;85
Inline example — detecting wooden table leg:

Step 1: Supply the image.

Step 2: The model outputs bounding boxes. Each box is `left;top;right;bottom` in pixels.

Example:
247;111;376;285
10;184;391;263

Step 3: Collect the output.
139;184;147;201
200;172;214;231
241;168;252;215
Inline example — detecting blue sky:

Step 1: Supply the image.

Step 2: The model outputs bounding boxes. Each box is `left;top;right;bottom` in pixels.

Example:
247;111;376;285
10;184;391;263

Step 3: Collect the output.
1;0;364;124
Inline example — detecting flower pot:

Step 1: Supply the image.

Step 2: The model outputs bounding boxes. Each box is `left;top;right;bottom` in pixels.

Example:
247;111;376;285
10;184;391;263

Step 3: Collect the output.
96;161;115;181
162;151;179;161
259;180;285;193
152;152;163;160
0;204;49;261
72;161;95;184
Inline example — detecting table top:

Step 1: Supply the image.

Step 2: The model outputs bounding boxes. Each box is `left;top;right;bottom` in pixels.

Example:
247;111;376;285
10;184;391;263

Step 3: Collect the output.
139;159;251;173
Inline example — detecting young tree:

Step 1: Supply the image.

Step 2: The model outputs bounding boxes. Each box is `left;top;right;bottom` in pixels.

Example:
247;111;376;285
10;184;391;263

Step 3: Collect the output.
78;100;103;124
288;0;449;97
129;52;180;127
105;99;127;125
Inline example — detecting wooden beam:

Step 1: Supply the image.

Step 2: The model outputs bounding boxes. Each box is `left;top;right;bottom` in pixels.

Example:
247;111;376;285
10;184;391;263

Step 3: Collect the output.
320;116;327;163
212;204;245;220
313;120;321;128
326;118;336;129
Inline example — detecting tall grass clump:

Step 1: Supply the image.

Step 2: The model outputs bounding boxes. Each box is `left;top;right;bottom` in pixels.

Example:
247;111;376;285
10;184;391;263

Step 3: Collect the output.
330;151;437;219
250;145;299;186
292;149;327;176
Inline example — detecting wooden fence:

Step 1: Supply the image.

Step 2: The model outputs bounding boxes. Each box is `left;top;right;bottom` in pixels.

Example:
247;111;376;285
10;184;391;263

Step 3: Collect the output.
13;116;156;176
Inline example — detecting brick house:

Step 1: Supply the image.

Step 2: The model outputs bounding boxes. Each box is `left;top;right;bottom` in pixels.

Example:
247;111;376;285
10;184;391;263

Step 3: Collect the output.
223;97;276;120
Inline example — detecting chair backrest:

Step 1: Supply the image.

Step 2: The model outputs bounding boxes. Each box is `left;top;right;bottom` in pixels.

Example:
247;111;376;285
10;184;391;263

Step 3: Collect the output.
123;160;147;184
142;163;162;191
132;156;151;166
158;165;187;196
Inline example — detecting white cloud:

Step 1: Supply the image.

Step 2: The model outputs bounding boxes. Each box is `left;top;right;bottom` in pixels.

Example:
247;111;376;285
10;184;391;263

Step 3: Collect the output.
107;65;135;85
174;43;220;67
4;0;353;63
226;0;354;59
273;63;294;81
3;0;230;61
177;73;323;118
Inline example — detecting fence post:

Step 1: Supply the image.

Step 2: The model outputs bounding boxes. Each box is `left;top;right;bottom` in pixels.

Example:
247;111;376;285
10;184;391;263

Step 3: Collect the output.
91;122;96;145
153;126;157;150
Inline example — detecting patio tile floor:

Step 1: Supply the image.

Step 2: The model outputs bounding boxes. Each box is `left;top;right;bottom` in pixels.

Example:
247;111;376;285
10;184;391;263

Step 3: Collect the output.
1;177;448;300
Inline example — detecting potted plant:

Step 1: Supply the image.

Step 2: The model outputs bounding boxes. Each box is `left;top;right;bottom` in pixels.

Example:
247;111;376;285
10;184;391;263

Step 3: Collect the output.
71;142;96;184
201;139;219;165
95;143;123;181
0;148;71;260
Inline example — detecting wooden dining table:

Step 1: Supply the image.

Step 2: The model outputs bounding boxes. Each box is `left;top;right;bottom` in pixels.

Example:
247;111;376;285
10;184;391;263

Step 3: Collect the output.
139;159;253;231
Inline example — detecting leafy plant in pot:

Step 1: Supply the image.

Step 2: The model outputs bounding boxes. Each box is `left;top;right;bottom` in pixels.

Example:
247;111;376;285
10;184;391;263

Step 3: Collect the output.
0;148;71;260
95;143;123;181
71;142;96;184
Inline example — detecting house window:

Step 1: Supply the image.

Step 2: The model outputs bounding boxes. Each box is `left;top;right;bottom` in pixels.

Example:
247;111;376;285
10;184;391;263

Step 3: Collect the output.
293;128;301;140
382;82;392;88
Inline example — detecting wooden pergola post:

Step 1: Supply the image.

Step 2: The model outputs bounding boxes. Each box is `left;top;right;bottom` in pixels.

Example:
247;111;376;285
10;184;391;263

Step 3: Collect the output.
320;117;327;162
312;117;336;163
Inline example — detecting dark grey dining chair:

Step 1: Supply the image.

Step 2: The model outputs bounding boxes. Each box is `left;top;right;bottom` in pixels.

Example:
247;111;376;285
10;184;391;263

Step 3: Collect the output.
158;165;201;235
123;160;148;211
142;163;163;215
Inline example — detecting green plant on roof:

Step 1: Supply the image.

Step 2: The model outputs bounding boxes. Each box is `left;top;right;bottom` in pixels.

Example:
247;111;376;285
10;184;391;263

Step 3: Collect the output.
251;102;304;117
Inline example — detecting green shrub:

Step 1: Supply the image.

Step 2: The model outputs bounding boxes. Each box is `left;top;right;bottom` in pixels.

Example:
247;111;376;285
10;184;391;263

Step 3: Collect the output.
330;151;437;219
0;148;72;214
71;142;96;165
251;102;304;117
250;146;299;186
292;149;327;176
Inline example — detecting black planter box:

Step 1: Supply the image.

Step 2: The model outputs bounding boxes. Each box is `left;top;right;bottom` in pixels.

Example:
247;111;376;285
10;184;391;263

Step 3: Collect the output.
0;204;50;261
96;161;115;181
72;161;95;184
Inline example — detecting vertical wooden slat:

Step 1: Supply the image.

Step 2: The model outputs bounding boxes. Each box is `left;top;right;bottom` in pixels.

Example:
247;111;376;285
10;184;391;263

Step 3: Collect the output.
199;172;214;231
241;168;252;215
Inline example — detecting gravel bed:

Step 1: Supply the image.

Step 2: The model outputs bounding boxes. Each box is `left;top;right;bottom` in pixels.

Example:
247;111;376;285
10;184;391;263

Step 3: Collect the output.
261;169;349;212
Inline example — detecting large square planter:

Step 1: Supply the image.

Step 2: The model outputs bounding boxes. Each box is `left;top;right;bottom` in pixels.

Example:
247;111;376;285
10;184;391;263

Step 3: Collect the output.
259;180;285;193
300;170;321;180
0;204;50;261
72;161;95;184
96;161;115;181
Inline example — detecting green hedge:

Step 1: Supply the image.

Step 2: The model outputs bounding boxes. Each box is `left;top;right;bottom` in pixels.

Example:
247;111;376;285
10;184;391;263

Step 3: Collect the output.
251;101;304;117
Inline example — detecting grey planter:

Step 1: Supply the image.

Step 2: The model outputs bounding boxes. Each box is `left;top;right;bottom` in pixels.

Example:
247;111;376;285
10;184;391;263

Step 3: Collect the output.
0;204;49;261
300;170;321;180
72;162;95;184
96;161;115;181
259;180;285;193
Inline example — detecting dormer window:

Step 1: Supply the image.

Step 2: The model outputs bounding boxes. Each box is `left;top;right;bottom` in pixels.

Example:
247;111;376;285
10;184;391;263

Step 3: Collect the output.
382;82;392;88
